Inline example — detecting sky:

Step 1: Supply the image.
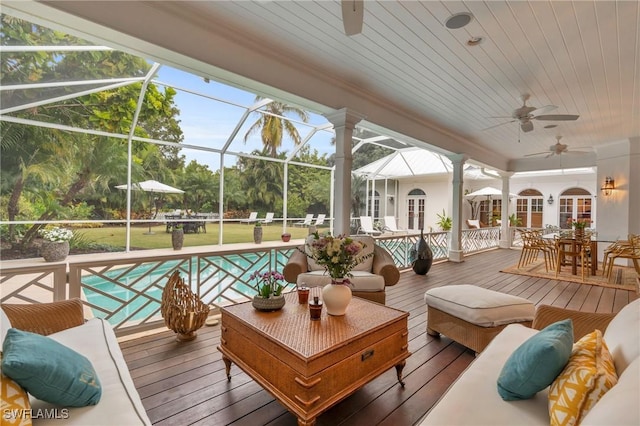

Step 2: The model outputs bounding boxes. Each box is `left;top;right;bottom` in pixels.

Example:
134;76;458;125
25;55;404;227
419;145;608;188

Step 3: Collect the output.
154;66;335;171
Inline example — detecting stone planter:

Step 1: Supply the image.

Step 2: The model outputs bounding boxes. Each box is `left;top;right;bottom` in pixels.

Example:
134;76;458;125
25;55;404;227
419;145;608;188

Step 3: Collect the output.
253;226;263;244
172;229;184;250
40;241;70;262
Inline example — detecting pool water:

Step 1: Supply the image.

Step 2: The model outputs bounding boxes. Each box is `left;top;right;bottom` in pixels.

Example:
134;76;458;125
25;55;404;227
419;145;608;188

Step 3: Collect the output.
82;252;293;326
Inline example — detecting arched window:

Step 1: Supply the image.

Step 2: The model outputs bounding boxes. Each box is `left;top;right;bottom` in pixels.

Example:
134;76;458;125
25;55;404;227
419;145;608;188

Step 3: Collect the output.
559;188;593;229
407;189;426;230
517;189;544;228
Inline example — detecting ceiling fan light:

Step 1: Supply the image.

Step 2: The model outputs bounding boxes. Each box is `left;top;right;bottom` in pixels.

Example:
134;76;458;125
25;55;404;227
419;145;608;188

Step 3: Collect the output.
445;12;473;29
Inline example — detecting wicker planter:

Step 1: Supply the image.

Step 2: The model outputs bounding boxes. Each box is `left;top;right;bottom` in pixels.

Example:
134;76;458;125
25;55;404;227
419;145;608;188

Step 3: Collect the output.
252;295;285;312
40;241;70;262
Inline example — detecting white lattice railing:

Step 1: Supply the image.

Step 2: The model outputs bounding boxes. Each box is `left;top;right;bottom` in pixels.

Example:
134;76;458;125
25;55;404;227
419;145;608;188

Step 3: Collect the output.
1;231;501;335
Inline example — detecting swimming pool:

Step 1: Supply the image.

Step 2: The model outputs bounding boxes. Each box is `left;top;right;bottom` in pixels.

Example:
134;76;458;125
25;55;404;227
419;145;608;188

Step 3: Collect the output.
82;252;294;326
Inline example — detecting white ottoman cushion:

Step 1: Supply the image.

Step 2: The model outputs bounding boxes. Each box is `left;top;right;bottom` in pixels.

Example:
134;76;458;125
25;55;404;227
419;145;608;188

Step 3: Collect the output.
424;285;535;327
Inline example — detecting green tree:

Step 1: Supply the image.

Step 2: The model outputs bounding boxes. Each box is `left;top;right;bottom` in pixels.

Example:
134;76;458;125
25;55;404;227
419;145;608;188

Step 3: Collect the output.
237;150;284;210
179;161;217;212
0;15;184;248
243;97;309;157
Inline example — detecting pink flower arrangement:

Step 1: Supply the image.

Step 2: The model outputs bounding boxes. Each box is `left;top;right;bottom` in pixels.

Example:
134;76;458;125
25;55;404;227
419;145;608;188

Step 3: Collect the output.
304;232;373;283
250;270;284;298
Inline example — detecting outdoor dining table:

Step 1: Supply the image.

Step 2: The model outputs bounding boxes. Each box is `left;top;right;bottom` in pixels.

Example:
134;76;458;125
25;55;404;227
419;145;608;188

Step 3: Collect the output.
543;232;620;276
165;215;207;234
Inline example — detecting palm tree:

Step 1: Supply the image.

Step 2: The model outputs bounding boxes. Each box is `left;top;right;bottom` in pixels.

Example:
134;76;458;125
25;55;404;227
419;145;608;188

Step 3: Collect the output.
243;97;309;157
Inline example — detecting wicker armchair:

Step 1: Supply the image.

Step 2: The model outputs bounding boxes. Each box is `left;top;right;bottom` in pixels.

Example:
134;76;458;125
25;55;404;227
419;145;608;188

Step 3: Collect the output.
532;304;616;342
1;298;85;336
283;237;400;304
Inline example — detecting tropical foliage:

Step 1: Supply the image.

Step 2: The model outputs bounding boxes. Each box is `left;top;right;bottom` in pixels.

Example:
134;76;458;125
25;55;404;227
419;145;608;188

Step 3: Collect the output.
0;14;386;258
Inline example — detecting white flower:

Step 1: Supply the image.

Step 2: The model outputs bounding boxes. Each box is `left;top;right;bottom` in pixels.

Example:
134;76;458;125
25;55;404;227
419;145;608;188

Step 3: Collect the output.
39;227;73;242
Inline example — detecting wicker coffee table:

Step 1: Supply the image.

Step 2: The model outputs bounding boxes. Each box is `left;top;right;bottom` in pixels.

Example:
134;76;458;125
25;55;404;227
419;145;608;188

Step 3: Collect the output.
218;292;410;426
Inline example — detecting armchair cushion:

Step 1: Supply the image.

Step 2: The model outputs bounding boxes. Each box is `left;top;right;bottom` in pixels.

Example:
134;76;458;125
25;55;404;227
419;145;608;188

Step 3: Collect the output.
296;270;385;292
350;236;375;272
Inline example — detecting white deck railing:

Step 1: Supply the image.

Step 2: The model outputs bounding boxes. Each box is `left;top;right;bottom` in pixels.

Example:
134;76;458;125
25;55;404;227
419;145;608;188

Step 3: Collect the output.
1;229;500;335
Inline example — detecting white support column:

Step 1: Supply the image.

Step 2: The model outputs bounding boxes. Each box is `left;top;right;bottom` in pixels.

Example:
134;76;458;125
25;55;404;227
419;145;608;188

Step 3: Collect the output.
323;108;365;235
500;172;514;248
447;154;467;262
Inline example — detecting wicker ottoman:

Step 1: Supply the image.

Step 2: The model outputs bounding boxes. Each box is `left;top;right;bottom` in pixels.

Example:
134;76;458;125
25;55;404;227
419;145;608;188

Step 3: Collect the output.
424;285;535;353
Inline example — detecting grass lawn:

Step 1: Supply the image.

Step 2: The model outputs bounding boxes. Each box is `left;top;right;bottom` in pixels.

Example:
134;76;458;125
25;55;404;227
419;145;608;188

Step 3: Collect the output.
74;223;316;250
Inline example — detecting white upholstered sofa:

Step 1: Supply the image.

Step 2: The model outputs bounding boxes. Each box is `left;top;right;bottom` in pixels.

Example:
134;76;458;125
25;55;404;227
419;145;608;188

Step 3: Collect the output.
420;298;639;425
283;235;400;304
1;299;151;425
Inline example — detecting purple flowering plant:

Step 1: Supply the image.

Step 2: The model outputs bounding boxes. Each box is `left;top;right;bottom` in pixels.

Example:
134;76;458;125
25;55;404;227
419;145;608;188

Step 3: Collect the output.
250;270;285;298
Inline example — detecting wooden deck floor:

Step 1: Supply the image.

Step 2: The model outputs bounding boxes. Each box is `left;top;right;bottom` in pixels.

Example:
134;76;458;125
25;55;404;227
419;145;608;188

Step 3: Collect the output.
120;248;637;426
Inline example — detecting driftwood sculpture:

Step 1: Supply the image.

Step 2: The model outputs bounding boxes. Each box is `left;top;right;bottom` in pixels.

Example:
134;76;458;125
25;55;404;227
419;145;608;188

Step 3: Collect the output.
161;270;210;341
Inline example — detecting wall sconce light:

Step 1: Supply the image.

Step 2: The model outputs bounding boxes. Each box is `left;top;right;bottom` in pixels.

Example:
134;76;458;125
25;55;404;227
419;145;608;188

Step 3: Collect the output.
601;177;615;196
388;195;394;204
547;195;554;205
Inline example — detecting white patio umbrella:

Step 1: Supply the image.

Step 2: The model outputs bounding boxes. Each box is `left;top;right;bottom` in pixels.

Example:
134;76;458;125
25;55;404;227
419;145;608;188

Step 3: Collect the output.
465;186;518;199
466;186;517;226
115;180;184;234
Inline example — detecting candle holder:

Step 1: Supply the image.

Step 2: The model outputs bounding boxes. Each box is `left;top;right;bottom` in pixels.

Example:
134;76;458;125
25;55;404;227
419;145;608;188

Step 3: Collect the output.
309;296;322;320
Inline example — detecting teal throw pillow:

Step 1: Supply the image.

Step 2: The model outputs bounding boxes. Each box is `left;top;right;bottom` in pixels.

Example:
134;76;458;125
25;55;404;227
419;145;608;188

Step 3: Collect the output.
497;319;573;401
1;328;102;407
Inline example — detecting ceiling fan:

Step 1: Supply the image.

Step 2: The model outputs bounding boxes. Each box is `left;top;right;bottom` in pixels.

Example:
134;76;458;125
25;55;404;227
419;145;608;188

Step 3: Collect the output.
341;0;364;36
484;94;580;133
524;136;590;158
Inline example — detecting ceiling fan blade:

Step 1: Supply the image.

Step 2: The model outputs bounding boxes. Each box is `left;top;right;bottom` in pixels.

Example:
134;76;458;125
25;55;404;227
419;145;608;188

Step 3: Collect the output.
524;151;549;157
521;121;534;132
534;114;580;121
342;0;364;36
481;120;516;131
531;104;557;116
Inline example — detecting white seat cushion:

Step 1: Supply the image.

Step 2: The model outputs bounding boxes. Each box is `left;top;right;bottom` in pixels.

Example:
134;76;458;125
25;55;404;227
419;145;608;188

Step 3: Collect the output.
603;298;640;375
424;285;535;327
30;318;151;425
580;357;640;426
420;324;550;425
296;271;385;292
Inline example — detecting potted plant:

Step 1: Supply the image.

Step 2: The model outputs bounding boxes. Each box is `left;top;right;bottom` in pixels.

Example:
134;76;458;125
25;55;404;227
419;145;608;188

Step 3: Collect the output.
39;227;73;262
281;232;291;242
171;224;184;250
253;221;263;244
436;210;452;231
509;213;523;227
250;270;285;311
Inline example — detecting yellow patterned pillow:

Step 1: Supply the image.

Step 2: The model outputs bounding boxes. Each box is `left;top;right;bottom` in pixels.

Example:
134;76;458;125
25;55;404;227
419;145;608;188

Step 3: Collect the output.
549;329;618;426
1;370;32;426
